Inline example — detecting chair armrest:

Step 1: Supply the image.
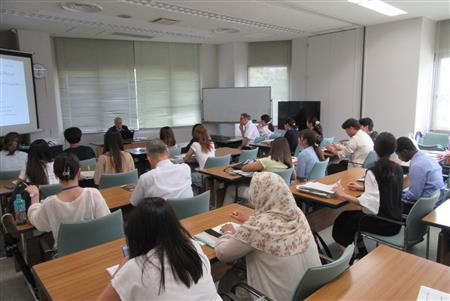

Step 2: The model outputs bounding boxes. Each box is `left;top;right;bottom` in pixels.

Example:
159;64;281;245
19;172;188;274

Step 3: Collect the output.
231;283;273;301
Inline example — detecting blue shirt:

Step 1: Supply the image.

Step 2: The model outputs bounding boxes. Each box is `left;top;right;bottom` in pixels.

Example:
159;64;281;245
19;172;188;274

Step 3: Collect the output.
296;146;319;179
403;151;447;207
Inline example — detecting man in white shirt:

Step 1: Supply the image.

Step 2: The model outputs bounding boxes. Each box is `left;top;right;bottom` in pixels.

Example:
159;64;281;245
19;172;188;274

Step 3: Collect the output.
238;113;260;149
326;118;374;172
130;139;193;206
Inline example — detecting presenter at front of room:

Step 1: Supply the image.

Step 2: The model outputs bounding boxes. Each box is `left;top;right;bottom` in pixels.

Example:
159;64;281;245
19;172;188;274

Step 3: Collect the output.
238;113;259;150
108;117;132;139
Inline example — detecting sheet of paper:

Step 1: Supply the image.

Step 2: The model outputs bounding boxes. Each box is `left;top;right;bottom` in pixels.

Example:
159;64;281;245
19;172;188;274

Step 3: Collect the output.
212;222;240;234
231;170;254;177
106;264;119;278
297;182;336;194
80;171;95;179
417;285;450;301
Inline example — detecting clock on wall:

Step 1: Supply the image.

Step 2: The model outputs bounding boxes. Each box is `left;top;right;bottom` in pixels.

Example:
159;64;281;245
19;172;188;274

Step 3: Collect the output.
33;63;48;79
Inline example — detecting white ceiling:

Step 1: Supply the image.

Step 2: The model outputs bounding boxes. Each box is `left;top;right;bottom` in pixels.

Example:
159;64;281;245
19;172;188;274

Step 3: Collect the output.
0;0;449;43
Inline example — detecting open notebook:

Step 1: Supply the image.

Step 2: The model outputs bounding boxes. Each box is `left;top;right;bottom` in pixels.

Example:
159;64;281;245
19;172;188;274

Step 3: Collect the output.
297;182;336;198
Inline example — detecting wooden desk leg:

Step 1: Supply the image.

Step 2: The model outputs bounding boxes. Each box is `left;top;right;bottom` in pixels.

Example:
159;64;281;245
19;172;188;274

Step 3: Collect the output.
213;179;218;209
436;229;450;266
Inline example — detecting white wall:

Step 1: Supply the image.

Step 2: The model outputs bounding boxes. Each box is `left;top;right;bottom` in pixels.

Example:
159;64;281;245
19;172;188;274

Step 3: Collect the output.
290;37;308;102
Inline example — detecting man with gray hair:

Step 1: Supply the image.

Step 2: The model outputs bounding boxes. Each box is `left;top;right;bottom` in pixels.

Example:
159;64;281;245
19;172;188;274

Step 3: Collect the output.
108;116;132;139
130;139;193;206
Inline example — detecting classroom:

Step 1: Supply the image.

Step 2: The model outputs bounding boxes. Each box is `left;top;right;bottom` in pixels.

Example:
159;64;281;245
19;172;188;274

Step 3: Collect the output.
0;0;449;300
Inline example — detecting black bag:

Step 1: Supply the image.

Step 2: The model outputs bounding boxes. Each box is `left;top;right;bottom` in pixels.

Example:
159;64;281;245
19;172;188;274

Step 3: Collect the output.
6;182;33;215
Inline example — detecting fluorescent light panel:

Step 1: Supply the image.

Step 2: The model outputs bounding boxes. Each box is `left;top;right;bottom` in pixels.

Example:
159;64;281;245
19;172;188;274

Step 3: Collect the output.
348;0;407;16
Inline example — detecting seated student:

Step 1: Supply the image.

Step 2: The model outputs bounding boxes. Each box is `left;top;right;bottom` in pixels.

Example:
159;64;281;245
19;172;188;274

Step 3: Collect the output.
296;129;325;181
283;119;300;154
0;132;28;171
97;197;219;301
332;132;403;256
185;125;215;169
215;172;321;300
396;137;447;212
223;137;293;205
359;117;378;142
238;113;260;149
257;114;274;137
326;118;373;173
63;127;96;161
181;123;201;154
108;117;132;139
159;126;177;148
130;139;193;206
94;131;135;185
307;116;323;145
25;153;110;247
19;139;58;185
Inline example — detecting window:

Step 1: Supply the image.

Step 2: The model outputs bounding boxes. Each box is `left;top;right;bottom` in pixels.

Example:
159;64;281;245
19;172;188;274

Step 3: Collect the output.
55;38;200;132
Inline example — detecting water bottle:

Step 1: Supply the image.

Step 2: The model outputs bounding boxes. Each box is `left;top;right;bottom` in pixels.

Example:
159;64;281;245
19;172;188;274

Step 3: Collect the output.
13;194;27;225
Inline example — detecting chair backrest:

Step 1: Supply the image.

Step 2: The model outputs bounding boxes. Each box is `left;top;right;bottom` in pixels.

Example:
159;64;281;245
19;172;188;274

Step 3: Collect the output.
98;169;138;189
0;169;21;180
309;158;329;180
363;151;377;169
238;148;259;163
268;167;294;185
204;155;231;169
294;144;303;157
57;210;124;257
422;132;449;147
169;146;182;157
253;136;266;144
292;244;355;301
405;190;440;244
79;158;97;169
40;184;62;199
418;144;445;151
269;132;283;139
319;137;335;148
167;191;210;219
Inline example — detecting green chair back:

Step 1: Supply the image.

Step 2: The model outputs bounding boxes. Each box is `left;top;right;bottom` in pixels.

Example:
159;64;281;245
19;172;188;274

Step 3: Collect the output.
40;184;62;199
319;137;335;148
253;136;266;144
238;148;259;163
0;170;21;180
269;133;283;139
268;167;293;185
79;158;97;169
294;144;303;157
98;169;138;189
418;144;445;151
309;158;329;180
167;191;210;219
422;132;449;147
292;244;354;301
363;151;377;169
204;155;231;169
57;210;124;257
169;146;182;157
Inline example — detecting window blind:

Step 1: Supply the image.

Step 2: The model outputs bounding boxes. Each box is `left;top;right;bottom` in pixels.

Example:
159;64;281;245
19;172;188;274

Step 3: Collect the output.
248;41;291;67
54;38;137;132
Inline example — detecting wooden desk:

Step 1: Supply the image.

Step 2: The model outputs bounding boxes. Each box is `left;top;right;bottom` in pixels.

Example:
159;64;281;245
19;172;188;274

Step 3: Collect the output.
211;136;242;148
33;204;253;301
199;165;243;182
307;245;450;300
216;147;242;158
423;199;450;265
250;142;272;150
0;178;15;195
92;140;150;157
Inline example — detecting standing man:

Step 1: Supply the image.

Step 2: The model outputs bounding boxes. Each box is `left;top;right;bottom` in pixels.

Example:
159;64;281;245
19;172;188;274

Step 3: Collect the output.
108;116;132;139
238;113;260;149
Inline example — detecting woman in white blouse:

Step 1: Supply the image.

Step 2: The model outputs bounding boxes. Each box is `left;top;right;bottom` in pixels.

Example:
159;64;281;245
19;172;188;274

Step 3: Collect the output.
257;114;274;137
19;139;58;185
184;124;215;169
332;132;403;256
97;197;219;301
25;153;110;247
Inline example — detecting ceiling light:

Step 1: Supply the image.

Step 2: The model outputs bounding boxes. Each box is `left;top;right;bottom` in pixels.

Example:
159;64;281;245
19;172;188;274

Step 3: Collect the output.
348;0;407;17
117;14;132;18
212;28;240;34
60;2;103;13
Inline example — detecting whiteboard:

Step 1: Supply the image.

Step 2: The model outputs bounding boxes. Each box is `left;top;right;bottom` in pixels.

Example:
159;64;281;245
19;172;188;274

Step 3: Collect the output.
202;87;271;122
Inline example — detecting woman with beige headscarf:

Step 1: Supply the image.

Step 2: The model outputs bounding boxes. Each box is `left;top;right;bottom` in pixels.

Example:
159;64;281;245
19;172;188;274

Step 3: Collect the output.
215;172;321;300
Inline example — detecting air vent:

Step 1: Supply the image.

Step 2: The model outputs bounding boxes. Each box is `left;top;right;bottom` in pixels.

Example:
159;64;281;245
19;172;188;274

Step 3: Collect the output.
212;28;239;34
111;32;154;39
117;14;132;19
151;18;179;25
60;2;103;13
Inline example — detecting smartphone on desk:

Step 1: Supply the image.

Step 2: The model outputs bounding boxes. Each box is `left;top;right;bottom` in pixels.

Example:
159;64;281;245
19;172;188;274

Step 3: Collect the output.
205;228;222;238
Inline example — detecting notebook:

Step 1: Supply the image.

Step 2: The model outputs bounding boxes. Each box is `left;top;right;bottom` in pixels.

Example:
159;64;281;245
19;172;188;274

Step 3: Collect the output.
297;182;336;198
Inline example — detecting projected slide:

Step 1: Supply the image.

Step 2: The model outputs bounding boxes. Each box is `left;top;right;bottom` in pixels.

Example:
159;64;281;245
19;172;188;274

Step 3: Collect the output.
1;57;30;126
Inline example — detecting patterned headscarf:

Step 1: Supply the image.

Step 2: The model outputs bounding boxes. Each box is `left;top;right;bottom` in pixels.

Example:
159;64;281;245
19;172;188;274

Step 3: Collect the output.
234;172;313;256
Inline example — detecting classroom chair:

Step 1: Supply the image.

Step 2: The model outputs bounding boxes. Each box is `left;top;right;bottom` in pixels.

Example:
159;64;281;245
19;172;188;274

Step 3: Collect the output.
221;244;355;301
57;209;124;257
79;157;97;169
269;132;283;139
359;190;440;259
169;146;182;157
319;136;335;148
204;155;231;168
0;169;21;180
419;132;449;150
98;169;138;189
269;167;294;185
167;191;210;219
363;150;377;169
309;158;329;180
294;144;303;157
40;184;62;199
238;148;259;163
418;144;446;151
253;136;266;144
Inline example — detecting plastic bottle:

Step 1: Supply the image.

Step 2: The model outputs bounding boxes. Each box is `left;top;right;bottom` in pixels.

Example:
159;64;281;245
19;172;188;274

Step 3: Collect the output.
14;194;27;225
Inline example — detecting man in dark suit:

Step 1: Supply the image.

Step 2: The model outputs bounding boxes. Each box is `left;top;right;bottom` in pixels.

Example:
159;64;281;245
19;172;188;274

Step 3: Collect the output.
108;116;133;139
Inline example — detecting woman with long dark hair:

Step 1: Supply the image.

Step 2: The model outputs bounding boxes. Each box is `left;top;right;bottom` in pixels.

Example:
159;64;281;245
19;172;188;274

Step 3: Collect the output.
182;124;201;153
94;130;135;185
97;197;219;301
283;119;300;154
296;129;325;181
19;139;57;185
159;126;177;147
307;116;323;144
184;125;215;169
332;132;403;256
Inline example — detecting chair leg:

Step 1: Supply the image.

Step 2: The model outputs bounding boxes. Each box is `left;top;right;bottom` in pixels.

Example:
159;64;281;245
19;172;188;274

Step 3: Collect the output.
426;227;430;259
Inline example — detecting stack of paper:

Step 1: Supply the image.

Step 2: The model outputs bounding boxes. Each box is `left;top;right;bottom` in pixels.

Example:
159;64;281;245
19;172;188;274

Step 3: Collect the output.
416;286;450;300
297;182;336;198
230;170;254;177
